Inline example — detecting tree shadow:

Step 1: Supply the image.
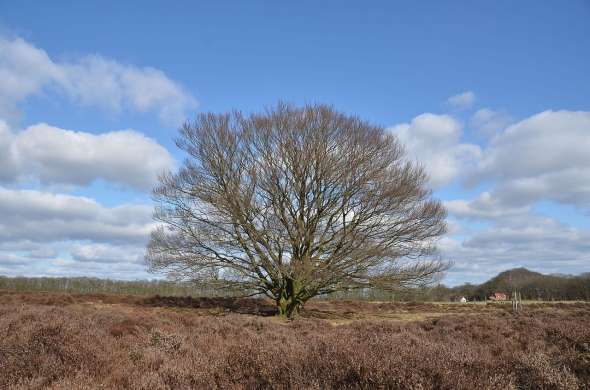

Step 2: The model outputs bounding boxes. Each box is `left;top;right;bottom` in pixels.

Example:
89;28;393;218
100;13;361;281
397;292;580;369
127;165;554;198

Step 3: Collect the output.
141;295;278;316
299;308;354;320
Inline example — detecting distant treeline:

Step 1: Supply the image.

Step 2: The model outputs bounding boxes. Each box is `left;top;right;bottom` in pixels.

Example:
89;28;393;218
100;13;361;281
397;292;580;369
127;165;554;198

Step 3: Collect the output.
0;275;393;300
424;268;590;302
318;268;590;302
0;276;227;297
1;268;589;301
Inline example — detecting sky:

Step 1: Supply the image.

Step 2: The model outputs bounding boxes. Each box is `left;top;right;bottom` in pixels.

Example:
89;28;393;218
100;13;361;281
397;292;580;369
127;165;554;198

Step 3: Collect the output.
0;1;589;286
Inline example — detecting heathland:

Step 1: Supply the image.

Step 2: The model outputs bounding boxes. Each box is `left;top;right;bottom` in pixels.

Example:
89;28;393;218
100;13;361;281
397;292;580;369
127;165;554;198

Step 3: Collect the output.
0;290;589;389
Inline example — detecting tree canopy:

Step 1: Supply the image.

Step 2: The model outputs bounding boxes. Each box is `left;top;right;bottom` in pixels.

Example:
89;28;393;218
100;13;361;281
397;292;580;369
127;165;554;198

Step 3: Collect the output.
146;103;448;317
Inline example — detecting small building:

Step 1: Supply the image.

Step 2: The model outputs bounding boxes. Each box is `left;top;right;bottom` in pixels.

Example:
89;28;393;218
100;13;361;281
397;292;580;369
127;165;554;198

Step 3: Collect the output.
489;292;507;301
450;296;468;303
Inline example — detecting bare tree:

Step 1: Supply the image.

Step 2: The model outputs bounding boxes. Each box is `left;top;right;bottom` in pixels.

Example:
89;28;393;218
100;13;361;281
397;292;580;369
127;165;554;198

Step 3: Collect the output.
146;103;448;317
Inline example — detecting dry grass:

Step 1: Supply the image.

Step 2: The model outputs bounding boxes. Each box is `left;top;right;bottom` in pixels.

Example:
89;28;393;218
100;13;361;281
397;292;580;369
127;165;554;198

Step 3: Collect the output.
0;290;589;389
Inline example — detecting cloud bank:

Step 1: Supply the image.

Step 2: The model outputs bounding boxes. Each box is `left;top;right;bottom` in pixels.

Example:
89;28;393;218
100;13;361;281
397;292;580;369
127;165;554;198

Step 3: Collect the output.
0;188;155;278
1;50;589;285
0;121;174;190
384;92;590;284
0;188;153;245
0;36;197;126
389;113;481;188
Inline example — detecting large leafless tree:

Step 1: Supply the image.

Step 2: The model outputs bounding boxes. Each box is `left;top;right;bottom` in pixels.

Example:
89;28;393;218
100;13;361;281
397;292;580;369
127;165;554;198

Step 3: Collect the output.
146;103;448;317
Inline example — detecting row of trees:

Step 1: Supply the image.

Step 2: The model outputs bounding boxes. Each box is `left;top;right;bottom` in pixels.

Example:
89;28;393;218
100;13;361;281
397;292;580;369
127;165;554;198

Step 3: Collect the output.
2;270;588;302
0;275;406;299
0;276;223;297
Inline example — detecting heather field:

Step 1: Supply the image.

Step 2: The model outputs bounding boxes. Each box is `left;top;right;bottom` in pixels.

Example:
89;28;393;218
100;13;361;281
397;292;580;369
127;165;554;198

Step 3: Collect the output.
0;291;589;389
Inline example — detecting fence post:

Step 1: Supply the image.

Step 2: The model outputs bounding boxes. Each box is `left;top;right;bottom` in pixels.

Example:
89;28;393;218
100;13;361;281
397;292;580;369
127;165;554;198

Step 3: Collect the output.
512;290;522;313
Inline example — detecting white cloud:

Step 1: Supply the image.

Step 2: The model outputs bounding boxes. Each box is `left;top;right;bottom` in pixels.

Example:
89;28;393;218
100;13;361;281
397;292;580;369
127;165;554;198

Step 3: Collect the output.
0;120;17;181
71;243;144;264
440;214;590;285
0;36;187;280
446;91;475;110
0;249;151;278
389;113;481;187
469;108;513;138
472;110;590;209
0;36;196;125
28;247;59;259
0;37;58;121
396;109;590;284
478;111;590;179
0;121;174;190
0;239;150;279
44;258;150;279
0;187;154;244
445;192;531;220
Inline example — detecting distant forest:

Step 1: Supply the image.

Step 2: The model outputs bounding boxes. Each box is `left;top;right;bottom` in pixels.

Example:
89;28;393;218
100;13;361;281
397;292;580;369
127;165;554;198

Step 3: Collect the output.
431;268;590;302
1;268;589;301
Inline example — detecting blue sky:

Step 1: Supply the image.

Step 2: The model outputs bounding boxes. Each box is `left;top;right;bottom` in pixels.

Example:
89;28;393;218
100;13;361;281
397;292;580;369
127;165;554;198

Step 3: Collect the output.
0;1;589;285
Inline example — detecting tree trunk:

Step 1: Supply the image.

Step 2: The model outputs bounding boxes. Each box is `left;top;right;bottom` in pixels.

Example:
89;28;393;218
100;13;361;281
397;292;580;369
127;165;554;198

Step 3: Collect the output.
276;276;306;319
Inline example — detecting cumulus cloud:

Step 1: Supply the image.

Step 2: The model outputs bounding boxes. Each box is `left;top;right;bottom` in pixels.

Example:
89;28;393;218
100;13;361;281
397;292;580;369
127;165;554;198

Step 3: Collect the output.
45;258;150;279
0;252;36;266
0;250;150;278
441;213;590;284
0;187;154;244
469;108;513;138
389;113;481;187
472;110;590;209
0;36;186;279
0;36;196;125
0;121;174;190
437;110;590;284
463;218;589;253
444;192;531;221
0;239;150;278
71;243;145;264
0;121;17;181
446;91;475;110
28;247;59;259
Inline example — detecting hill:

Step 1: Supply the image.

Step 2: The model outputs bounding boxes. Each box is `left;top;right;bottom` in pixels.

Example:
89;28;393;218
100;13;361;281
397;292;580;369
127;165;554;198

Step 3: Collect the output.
448;268;590;301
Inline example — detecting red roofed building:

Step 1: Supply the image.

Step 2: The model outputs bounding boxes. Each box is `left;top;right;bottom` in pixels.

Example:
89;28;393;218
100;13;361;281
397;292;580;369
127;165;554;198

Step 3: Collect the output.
489;292;508;301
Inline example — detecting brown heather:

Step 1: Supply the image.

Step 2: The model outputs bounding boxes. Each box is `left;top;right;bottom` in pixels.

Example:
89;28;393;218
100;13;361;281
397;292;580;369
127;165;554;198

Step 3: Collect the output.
0;291;589;389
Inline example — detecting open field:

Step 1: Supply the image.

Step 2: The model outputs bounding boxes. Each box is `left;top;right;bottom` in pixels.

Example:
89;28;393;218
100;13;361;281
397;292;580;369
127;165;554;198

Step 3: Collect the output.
1;291;589;389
